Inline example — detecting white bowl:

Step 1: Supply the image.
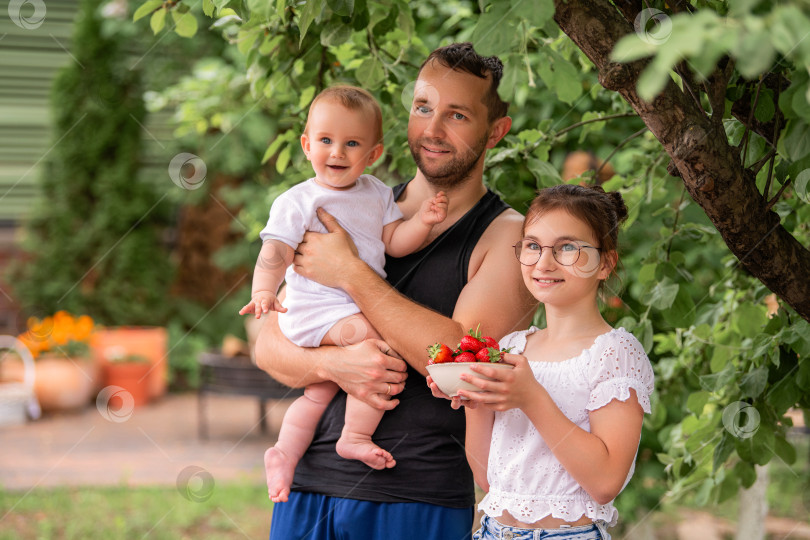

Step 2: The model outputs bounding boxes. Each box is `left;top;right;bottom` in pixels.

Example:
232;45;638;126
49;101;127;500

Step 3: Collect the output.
426;362;514;397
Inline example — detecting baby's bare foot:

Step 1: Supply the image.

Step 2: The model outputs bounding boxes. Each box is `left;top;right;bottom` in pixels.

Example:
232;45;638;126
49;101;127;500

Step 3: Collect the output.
336;433;396;470
264;446;296;503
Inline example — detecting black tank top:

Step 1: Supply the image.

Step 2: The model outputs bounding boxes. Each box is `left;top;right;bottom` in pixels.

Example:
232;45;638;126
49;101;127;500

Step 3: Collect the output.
290;183;510;507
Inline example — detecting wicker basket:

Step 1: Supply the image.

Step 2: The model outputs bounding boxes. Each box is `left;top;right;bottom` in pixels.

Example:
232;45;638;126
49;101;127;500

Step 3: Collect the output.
0;336;41;427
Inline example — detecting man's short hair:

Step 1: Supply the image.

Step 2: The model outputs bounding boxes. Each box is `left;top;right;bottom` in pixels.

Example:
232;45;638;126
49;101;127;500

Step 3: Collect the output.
418;42;509;123
307;85;383;144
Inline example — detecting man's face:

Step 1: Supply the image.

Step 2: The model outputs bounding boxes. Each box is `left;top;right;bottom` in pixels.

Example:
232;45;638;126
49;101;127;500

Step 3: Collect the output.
407;61;493;189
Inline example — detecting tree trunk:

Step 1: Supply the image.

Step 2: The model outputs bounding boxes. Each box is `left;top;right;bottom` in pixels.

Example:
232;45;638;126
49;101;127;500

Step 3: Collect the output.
736;465;769;540
554;0;810;322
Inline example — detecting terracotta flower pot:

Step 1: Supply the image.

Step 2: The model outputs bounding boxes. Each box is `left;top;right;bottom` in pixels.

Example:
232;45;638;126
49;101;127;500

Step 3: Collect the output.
103;361;151;407
91;327;168;399
2;353;99;413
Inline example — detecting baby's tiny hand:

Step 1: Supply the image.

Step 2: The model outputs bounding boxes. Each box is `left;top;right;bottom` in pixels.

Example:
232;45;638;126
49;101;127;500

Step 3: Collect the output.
238;292;287;319
421;191;448;226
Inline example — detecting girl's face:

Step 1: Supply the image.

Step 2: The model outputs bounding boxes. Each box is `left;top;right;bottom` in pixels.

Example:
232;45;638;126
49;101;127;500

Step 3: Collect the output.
518;209;615;308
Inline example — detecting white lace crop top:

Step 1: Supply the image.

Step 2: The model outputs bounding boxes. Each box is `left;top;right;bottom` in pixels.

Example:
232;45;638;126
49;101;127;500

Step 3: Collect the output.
478;327;654;527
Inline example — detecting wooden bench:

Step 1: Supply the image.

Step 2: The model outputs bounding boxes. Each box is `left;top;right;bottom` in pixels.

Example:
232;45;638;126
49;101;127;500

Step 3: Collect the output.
197;351;303;440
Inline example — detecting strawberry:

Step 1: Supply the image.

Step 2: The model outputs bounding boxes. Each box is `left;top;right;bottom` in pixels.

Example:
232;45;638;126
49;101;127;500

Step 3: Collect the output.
459;325;485;354
482;336;499;350
454;351;477;363
475;347;502;363
427;343;453;364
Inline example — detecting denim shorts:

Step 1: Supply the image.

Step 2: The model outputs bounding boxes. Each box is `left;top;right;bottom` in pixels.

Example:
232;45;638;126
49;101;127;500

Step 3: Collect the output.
472;514;611;540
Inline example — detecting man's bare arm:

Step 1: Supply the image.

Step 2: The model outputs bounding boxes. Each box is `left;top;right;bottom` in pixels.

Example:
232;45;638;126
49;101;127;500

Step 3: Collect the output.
294;208;538;375
254;289;408;410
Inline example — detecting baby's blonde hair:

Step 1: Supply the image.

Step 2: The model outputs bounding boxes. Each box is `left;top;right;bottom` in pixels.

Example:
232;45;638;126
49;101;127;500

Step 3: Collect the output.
306;86;383;145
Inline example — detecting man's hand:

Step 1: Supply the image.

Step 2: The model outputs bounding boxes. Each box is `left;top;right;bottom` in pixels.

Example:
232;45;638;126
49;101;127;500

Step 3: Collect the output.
328;339;409;410
239;291;287;319
293;207;363;289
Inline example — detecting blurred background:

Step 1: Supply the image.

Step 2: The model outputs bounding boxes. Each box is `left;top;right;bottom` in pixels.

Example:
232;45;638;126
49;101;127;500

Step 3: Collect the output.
1;0;809;538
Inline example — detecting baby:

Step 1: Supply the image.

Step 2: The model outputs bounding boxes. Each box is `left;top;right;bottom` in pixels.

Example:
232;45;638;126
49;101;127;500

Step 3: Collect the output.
240;85;447;502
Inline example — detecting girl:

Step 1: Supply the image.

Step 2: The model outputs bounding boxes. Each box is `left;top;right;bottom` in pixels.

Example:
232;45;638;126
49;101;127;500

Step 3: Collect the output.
428;184;654;539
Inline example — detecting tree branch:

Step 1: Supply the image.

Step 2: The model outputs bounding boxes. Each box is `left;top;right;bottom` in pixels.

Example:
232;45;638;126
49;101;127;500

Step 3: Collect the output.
553;0;810;322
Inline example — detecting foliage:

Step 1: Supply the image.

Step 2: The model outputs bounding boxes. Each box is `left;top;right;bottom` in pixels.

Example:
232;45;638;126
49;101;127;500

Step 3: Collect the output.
10;0;174;327
17;311;95;359
131;0;810;512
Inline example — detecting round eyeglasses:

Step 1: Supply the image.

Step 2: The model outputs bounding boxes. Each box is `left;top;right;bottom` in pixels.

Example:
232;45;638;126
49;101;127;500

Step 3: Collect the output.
513;239;602;267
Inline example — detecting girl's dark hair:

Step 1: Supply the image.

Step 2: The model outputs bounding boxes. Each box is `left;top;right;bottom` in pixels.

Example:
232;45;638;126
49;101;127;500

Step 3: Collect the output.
524;183;628;261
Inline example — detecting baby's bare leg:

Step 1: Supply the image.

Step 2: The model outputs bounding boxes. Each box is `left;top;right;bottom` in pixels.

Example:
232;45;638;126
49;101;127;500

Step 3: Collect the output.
264;381;338;502
322;314;396;470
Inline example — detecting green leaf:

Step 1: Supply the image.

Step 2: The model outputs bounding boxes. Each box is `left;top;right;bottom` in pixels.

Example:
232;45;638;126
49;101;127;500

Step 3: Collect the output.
202;0;215;17
774;434;796;465
276;145;292;174
713;431;736;472
150;8;166;34
320;19;352;46
754;89;775;123
237;27;260;55
781;120;810;161
699;363;736;392
687;390;711;416
611;33;657;63
662;286;695;328
355;56;385;89
647;279;679;310
536;49;582;105
731;303;765;336
734;20;775;79
172;10;198;38
498;53;522;104
795;168;810;203
298;86;316;110
740;367;768;398
134;0;162;22
638;263;657;285
797;357;810;391
526;158;562;188
517;0;554;28
327;0;354;16
710;345;732;373
734;460;756;488
298;0;323;46
472;2;518;56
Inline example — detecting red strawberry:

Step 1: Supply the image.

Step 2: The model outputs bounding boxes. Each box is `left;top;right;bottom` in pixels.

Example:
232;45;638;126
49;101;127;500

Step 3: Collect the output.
482;336;499;350
454;351;477;363
427;343;453;364
459;325;485;354
475;347;502;363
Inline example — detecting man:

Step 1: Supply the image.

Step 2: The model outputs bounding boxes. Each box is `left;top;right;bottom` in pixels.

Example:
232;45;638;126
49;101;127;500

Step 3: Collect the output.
256;42;538;540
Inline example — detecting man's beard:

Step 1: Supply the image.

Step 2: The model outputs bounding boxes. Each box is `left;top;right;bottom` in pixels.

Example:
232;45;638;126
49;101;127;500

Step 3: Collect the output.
409;134;488;189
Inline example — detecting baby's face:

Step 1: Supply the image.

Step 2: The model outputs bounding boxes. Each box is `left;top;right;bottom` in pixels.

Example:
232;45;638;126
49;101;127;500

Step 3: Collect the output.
302;100;382;190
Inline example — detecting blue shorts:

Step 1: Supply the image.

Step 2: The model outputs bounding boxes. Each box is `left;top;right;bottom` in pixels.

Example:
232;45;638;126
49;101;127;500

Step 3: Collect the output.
268;491;475;540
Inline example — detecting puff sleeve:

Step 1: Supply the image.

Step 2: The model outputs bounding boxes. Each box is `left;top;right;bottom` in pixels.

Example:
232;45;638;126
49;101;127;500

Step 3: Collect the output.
586;329;654;414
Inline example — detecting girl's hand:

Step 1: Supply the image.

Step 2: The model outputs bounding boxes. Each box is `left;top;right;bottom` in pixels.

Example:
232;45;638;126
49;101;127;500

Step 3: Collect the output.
426;375;477;409
456;353;541;411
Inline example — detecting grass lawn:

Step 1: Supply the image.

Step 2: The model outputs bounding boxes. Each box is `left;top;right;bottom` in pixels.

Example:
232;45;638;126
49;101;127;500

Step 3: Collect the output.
0;482;272;539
